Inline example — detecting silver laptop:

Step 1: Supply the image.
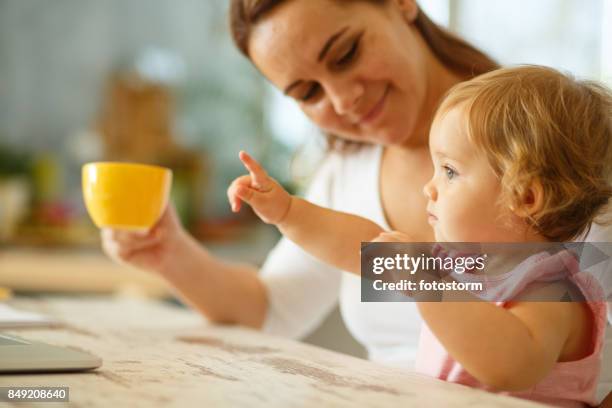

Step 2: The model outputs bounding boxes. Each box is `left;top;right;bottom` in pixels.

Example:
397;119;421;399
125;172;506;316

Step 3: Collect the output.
0;333;102;373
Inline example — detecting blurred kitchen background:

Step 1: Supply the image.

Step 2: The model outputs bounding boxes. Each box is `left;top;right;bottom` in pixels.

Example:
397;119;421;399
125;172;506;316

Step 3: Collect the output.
0;0;610;358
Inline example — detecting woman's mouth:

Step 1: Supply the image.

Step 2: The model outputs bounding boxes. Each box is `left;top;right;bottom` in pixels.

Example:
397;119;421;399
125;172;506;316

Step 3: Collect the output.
359;86;389;126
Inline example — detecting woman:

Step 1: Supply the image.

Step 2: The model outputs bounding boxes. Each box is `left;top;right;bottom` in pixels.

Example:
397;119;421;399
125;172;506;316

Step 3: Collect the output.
102;0;611;399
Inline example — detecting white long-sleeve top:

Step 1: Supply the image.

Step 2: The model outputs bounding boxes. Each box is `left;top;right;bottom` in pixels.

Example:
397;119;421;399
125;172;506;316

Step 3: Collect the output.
258;144;612;401
260;145;422;367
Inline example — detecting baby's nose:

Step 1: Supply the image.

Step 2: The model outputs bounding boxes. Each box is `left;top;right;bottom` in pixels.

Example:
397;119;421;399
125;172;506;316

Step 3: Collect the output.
423;179;437;201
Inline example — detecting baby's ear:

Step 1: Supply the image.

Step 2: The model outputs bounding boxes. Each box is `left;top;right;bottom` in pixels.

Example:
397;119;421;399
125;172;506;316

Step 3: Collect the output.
511;179;544;218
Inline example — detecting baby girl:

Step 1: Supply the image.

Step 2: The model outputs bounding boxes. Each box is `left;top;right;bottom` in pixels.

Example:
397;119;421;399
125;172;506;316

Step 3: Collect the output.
228;65;611;407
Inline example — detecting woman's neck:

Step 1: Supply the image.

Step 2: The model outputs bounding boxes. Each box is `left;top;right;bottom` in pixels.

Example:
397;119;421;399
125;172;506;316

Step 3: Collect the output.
392;51;465;153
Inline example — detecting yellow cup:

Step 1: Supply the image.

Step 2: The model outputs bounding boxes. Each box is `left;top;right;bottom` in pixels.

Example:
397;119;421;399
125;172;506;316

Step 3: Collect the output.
82;162;172;230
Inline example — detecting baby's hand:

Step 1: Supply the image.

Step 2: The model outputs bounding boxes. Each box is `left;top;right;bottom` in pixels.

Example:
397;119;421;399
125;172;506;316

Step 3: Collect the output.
228;151;292;225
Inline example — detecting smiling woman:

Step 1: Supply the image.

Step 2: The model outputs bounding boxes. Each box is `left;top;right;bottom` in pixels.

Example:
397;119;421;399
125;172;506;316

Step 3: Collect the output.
230;0;498;148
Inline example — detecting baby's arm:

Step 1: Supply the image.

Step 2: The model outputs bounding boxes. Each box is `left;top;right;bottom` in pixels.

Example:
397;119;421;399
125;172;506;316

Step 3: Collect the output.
418;290;590;391
228;151;384;274
363;232;592;391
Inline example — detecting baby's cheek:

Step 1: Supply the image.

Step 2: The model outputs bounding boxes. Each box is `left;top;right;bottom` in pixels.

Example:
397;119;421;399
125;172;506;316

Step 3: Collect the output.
445;205;483;242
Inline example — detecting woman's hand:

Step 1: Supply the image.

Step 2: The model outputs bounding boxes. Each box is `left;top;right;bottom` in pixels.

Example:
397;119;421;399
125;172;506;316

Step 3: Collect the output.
228;151;292;225
101;203;190;275
102;202;269;328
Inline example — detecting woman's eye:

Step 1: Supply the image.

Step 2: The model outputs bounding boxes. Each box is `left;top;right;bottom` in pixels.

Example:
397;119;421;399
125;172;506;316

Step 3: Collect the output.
336;35;362;66
300;84;321;102
443;165;457;180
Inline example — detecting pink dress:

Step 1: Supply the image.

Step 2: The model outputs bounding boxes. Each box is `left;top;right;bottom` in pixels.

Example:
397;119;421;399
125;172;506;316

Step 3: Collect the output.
415;249;607;407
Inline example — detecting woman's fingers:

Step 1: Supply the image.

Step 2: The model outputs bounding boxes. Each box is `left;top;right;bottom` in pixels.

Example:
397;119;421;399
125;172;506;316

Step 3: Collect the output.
101;228;162;257
155;204;174;229
239;151;271;191
106;229;147;244
110;230;159;250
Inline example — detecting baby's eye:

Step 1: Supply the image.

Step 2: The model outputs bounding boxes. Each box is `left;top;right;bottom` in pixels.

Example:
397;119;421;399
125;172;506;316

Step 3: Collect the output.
443;165;457;180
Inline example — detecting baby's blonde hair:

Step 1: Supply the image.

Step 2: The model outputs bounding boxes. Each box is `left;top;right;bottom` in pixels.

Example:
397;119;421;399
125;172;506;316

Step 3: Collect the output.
435;65;612;241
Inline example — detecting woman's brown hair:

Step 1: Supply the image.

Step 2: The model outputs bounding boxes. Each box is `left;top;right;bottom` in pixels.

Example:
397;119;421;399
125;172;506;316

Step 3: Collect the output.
229;0;499;149
230;0;498;75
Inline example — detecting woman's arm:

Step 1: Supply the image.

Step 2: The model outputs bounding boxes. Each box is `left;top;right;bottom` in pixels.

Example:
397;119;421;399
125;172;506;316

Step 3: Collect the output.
159;233;269;328
102;205;268;329
229;151;385;274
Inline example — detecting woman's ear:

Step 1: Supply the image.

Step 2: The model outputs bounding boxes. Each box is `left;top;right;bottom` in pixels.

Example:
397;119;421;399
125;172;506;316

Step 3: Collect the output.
511;180;544;218
392;0;419;23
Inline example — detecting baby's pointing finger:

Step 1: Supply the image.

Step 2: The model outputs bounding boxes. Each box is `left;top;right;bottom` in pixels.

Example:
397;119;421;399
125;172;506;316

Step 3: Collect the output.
239;151;270;190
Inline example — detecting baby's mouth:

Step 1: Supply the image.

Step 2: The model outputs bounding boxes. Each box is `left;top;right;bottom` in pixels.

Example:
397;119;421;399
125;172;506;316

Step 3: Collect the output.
427;212;438;223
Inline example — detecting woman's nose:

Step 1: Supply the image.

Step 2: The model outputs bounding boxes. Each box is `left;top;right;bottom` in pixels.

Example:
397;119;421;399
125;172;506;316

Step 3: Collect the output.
326;81;364;117
423;179;437;201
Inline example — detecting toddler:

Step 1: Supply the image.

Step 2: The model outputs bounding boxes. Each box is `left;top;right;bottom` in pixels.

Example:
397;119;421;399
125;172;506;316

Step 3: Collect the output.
228;65;612;407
